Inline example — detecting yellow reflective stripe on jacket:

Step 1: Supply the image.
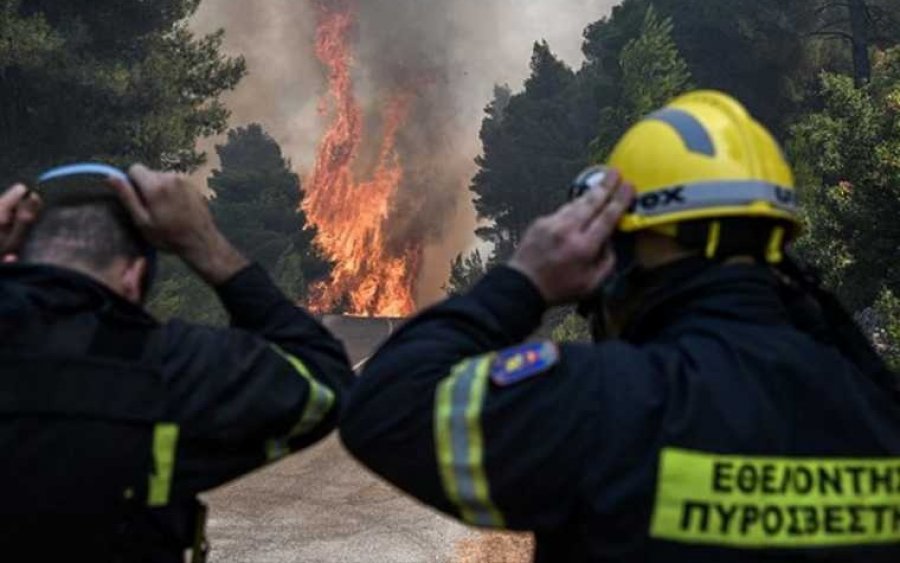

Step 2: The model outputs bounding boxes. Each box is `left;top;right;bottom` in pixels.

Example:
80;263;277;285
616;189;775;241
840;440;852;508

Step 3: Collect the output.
435;355;505;528
148;423;180;507
270;346;336;460
265;438;290;462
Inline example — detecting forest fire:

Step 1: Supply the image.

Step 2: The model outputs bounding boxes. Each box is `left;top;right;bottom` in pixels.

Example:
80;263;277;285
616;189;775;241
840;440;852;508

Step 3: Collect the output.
302;0;423;317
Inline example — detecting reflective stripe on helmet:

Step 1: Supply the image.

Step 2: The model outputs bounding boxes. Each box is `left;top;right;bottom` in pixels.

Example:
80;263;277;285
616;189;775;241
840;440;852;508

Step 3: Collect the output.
35;162;159;295
629;181;798;219
38;163;130;184
647;108;716;157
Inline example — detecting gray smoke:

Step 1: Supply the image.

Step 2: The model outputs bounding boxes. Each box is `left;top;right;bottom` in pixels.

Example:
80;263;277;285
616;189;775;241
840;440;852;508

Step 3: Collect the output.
192;0;615;306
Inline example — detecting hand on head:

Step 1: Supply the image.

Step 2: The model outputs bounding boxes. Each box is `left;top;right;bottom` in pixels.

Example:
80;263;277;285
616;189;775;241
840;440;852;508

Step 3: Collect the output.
8;162;633;294
109;164;248;286
0;184;42;261
106;164;220;256
508;169;635;306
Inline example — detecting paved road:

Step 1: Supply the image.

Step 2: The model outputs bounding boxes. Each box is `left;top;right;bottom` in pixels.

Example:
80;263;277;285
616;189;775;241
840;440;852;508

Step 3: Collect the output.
203;316;501;562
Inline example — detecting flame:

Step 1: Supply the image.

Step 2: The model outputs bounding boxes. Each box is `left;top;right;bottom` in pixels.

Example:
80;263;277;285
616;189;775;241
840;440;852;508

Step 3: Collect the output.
303;0;422;317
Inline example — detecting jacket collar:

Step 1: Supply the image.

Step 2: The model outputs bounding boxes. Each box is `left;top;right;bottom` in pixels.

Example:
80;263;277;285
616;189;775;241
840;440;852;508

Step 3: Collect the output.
0;263;156;326
622;259;790;344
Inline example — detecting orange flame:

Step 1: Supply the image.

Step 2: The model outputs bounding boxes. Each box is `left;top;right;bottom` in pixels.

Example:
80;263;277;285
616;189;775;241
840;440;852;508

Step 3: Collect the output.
303;0;422;317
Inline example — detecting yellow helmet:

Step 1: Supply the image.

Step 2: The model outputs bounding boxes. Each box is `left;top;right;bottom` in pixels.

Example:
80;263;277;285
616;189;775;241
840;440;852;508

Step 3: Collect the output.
607;91;800;263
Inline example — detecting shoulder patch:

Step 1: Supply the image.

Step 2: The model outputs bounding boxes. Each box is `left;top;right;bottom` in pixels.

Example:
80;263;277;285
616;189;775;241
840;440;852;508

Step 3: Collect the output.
489;341;559;387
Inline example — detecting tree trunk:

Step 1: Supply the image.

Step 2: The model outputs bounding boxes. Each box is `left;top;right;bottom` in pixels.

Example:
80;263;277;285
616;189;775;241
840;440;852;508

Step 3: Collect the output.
848;0;872;87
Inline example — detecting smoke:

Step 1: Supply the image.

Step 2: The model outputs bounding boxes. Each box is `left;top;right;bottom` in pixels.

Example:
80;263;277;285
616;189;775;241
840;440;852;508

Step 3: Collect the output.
192;0;615;307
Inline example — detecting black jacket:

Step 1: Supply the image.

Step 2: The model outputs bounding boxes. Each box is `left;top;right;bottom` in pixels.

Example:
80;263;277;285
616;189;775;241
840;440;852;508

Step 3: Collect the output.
342;263;900;562
0;263;354;562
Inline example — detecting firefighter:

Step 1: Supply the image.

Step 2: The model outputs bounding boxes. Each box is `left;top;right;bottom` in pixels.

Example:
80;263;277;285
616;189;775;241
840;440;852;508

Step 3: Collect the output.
341;91;900;562
0;164;354;562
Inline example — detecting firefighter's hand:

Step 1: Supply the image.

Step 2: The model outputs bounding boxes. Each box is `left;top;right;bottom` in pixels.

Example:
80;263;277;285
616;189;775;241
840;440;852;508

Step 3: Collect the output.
509;170;634;306
0;184;42;259
110;165;249;286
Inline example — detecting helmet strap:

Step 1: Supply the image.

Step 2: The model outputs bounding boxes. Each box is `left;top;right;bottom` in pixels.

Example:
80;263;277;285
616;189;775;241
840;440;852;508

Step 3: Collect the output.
612;256;719;342
674;218;789;265
576;233;637;318
577;233;638;340
578;219;794;341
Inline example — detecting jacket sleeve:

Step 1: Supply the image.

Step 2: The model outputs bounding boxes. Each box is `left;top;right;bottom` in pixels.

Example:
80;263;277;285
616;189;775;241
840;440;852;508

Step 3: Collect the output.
161;264;355;495
341;266;657;532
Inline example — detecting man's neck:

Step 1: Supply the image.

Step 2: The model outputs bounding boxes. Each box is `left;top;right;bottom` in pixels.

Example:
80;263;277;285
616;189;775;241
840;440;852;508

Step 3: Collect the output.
22;258;120;296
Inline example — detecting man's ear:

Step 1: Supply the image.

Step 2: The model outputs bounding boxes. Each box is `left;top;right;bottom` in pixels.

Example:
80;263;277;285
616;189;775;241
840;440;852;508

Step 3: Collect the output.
120;256;148;304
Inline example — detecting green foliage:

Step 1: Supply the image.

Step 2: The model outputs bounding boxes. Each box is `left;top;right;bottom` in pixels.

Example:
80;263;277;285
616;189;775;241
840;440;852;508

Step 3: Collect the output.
470;42;603;262
149;124;332;323
0;0;245;178
209;123;331;289
468;6;692;269
585;0;811;134
591;6;692;160
790;50;900;310
444;249;487;297
147;256;227;325
855;289;900;371
808;0;900;86
872;290;900;370
619;8;692;121
582;0;649;77
0;1;61;68
550;313;591;343
684;0;808;130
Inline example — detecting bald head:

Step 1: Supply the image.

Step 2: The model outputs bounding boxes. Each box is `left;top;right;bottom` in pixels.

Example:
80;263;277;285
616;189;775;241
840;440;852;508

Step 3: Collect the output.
22;201;142;268
20;199;149;303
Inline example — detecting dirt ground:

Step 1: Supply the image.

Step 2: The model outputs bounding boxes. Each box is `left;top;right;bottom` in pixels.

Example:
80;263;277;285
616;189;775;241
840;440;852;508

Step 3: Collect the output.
203;317;534;562
452;533;535;563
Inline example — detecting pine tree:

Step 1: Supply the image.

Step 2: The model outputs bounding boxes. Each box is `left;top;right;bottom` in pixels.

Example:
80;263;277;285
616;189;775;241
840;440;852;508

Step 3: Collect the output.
591;6;692;160
444;250;487;297
470;42;596;262
619;7;692;121
209;124;332;295
0;0;245;178
149;125;333;323
790;48;900;318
